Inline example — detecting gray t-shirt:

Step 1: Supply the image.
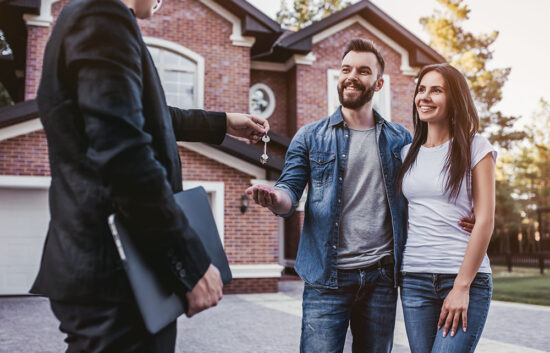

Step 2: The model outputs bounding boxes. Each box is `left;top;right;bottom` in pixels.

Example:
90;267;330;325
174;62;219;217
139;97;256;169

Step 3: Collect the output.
337;127;393;269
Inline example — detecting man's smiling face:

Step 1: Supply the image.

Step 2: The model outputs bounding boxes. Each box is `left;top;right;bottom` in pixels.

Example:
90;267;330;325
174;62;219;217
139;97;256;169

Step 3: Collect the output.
337;51;382;110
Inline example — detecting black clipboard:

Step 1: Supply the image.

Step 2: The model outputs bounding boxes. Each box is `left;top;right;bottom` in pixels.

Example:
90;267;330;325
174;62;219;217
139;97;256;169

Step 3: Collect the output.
108;186;232;334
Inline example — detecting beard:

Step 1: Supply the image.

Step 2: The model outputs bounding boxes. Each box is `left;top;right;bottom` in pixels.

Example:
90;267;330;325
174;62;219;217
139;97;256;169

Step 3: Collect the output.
337;79;377;110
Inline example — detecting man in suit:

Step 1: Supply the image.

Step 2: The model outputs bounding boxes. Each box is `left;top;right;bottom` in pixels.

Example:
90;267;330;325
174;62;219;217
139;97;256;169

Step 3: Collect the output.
30;0;268;351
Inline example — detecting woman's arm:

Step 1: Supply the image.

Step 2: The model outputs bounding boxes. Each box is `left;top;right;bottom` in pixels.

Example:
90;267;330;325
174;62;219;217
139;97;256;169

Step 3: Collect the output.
438;152;496;337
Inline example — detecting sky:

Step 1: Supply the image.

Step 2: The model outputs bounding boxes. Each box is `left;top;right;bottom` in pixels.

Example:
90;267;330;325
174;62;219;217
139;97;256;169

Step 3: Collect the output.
247;0;550;126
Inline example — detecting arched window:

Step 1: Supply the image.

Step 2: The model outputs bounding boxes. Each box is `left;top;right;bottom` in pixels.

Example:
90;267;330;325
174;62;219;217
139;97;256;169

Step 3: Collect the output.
144;37;205;109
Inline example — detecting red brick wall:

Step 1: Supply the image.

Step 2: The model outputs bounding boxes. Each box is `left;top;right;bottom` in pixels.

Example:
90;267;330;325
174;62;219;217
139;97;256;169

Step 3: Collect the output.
250;70;288;136
0;131;50;176
16;0;281;294
0;133;281;265
138;0;250;113
287;67;298;136
180;147;279;265
24;0;70;99
293;22;416;133
24;27;50;100
224;277;278;294
26;0;251;114
0;131;281;293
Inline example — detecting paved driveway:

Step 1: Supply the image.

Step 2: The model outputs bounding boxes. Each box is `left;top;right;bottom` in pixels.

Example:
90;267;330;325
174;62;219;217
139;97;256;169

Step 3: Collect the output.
1;280;549;352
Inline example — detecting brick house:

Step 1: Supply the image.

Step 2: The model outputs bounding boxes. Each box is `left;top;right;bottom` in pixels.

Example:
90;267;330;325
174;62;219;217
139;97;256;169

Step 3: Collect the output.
0;0;444;295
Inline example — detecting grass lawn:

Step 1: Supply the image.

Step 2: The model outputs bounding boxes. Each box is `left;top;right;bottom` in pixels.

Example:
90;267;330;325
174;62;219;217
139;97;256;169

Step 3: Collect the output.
491;266;550;306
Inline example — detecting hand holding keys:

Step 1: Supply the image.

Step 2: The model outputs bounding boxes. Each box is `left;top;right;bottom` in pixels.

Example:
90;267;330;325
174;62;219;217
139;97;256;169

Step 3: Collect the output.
260;135;270;165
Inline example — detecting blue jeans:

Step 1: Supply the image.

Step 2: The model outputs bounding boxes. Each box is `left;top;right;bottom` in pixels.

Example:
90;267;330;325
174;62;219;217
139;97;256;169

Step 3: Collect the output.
400;272;492;353
300;263;397;353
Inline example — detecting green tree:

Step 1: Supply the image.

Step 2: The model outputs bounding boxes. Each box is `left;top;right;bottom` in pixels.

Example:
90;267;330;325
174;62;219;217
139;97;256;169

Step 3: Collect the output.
277;0;353;30
527;99;550;210
421;0;525;148
0;29;13;57
498;99;550;252
493;152;522;253
0;29;14;107
0;82;13;107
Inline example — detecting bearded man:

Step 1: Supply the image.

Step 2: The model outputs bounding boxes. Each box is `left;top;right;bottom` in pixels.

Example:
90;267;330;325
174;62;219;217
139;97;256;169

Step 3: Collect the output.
245;38;411;353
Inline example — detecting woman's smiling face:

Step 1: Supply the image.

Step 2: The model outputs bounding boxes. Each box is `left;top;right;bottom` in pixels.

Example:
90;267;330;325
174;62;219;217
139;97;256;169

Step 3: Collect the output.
415;70;449;124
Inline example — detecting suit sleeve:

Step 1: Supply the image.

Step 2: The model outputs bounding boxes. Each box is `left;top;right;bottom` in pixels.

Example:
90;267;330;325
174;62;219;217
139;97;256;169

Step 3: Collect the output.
64;2;209;294
169;107;227;144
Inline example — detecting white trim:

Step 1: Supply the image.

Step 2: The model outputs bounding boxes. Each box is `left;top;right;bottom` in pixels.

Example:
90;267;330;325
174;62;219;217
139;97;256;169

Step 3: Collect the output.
297;193;306;212
199;0;255;47
183;181;224;244
0;118;43;142
230;264;284;278
327;69;340;116
250;53;316;73
23;0;60;27
292;52;316;66
0;175;51;189
249;83;276;119
283;258;296;268
376;74;392;121
278;217;285;267
144;37;205;109
312;15;420;76
178;142;266;180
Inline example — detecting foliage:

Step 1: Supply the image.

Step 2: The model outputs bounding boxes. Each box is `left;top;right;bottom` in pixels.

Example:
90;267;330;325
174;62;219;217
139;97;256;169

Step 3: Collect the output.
492;152;522;252
0;82;13;107
511;99;550;211
0;29;13;57
494;99;550;252
0;29;14;107
276;0;353;30
420;0;525;148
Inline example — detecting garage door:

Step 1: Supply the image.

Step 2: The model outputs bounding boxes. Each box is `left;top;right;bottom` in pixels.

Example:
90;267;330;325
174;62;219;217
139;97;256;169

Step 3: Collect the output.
0;178;50;295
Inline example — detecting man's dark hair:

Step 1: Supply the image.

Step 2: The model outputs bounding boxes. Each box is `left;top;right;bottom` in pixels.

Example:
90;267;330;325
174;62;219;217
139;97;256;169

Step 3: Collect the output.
342;38;385;77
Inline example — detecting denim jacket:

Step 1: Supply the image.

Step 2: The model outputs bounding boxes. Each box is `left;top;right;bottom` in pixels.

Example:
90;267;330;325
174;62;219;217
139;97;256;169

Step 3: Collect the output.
275;107;412;288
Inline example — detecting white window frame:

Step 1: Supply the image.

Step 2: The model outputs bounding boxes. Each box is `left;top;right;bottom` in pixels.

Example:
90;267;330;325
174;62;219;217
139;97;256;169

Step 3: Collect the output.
182;181;224;245
327;70;391;121
249;83;276;119
144;37;205;109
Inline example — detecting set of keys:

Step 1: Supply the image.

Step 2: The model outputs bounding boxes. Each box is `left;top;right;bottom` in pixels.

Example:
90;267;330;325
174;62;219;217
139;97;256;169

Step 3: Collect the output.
260;134;270;165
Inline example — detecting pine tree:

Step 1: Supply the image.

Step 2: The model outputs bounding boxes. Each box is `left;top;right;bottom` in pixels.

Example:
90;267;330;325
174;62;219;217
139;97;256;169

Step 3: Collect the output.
421;0;525;148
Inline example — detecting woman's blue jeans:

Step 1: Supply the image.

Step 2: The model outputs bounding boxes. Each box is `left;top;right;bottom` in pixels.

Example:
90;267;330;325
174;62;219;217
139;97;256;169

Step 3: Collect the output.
400;272;492;353
300;263;397;353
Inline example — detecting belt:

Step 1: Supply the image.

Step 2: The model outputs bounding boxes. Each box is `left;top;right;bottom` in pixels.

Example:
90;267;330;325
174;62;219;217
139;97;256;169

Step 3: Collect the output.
339;255;394;272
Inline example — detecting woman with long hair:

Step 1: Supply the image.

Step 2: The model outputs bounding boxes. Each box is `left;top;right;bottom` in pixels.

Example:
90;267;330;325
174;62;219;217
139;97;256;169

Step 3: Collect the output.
397;63;496;353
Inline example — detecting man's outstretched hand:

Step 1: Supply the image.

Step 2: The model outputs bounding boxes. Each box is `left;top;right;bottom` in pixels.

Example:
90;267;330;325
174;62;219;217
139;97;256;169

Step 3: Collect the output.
185;264;223;317
226;113;269;144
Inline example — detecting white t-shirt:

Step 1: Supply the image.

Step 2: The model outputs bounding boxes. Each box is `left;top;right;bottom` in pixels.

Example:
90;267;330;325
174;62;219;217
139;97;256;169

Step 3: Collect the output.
401;134;497;274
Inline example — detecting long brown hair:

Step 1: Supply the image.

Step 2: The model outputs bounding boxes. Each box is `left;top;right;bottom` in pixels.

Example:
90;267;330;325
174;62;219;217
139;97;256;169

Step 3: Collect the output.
397;63;479;201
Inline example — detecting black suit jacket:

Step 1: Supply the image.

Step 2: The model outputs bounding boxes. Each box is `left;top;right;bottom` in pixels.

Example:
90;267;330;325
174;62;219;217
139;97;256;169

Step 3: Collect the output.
31;0;226;302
